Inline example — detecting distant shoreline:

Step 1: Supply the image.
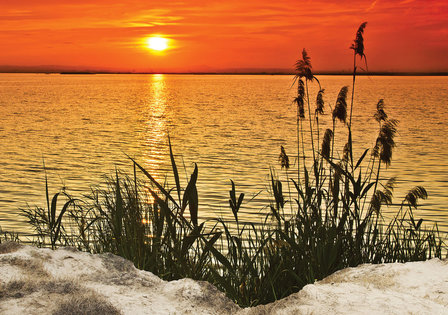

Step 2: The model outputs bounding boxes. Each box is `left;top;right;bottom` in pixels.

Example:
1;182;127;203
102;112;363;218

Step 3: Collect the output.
0;71;447;76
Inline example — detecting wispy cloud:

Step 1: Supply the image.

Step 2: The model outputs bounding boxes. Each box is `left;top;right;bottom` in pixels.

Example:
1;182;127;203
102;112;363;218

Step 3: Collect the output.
366;0;378;12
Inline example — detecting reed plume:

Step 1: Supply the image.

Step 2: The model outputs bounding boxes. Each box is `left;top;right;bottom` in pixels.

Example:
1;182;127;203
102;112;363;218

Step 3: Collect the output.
294;79;306;119
370;177;396;214
321;129;333;160
279;146;290;169
293;78;306;182
351;22;368;60
315;89;325;115
374;99;388;123
383;176;397;197
294;49;314;81
315;88;325;160
373;119;399;166
294;49;320;163
333;86;348;123
404;186;428;208
349;22;367;128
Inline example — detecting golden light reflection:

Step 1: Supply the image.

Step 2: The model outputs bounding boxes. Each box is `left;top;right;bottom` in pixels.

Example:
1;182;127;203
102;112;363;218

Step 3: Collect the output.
141;74;169;205
141;219;152;225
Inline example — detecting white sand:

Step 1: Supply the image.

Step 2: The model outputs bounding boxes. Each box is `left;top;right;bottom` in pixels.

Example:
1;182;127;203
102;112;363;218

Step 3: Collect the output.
1;242;447;314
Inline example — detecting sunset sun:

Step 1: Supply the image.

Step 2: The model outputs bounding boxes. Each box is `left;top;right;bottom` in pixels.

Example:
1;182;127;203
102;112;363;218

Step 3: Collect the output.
146;37;169;51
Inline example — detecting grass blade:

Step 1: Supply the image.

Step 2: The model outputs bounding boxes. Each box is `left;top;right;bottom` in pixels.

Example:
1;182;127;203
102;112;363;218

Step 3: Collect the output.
127;155;179;208
168;135;182;206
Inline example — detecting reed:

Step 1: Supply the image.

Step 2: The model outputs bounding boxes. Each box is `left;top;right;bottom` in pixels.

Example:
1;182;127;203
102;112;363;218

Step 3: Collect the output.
16;23;445;308
20;167;75;249
349;21;368;128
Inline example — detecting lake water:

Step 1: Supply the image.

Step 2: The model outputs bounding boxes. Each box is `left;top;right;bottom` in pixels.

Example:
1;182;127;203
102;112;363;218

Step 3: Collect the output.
0;74;447;235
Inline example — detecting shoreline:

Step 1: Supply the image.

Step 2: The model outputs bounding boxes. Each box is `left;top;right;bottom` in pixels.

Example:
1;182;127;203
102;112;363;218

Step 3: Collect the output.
1;242;447;314
0;72;447;76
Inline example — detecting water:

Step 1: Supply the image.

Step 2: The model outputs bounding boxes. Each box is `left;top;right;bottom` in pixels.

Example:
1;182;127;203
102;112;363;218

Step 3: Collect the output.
0;74;447;235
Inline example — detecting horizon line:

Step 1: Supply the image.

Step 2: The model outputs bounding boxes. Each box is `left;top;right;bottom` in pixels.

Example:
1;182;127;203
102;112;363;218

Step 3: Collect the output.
1;71;447;76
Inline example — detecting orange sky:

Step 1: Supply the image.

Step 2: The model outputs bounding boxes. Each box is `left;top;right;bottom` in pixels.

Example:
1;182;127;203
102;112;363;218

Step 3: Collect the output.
0;0;447;73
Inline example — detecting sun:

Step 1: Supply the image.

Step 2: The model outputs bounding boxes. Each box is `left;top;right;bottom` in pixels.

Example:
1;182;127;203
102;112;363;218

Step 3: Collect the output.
146;37;169;51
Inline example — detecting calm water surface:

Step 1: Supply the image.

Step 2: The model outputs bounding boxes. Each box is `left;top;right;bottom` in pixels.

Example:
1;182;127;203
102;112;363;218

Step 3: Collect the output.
0;74;447;234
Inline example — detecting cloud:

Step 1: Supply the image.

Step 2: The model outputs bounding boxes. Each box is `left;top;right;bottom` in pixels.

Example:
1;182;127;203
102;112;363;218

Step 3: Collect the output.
366;0;378;12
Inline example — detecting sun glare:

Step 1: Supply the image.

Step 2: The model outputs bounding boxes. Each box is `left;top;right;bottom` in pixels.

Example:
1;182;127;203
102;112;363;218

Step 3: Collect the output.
146;37;168;51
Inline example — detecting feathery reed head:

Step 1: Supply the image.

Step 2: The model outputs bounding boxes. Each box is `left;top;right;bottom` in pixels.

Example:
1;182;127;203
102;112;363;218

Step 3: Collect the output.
332;86;348;123
315;89;325;115
404;186;428;208
294;79;305;119
374;99;388;123
370;190;391;214
370;191;383;214
297;78;305;98
373;118;399;166
384;176;397;194
295;48;314;81
278;145;290;169
321;129;333;160
369;177;396;214
351;22;367;59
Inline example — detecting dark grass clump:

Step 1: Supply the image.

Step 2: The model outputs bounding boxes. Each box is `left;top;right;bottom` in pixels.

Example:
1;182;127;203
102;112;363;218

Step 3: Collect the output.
0;228;20;248
0;241;22;254
52;294;121;315
0;279;80;301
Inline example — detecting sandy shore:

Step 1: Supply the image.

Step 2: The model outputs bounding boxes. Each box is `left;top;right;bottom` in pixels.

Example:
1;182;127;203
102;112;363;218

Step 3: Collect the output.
1;242;447;314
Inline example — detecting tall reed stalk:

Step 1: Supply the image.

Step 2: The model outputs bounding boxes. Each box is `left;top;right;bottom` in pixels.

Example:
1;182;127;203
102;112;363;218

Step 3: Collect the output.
349;22;367;128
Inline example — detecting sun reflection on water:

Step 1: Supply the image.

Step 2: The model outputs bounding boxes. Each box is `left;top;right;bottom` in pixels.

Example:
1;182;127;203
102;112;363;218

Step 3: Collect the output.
141;74;169;186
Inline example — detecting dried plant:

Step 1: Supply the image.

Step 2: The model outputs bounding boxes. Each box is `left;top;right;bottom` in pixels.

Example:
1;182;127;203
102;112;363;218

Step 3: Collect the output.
333;86;348;123
321;129;333;160
293;49;321;164
374;99;388;123
294;79;306;119
373;119;399;166
404;186;428;209
350;22;368;60
279;146;290;169
349;22;368;128
370;177;396;214
294;49;314;81
315;89;325;115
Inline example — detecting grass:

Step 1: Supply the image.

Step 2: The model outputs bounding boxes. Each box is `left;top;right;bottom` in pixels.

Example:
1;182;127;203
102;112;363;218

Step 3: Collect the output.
0;241;22;254
8;23;445;307
52;294;121;315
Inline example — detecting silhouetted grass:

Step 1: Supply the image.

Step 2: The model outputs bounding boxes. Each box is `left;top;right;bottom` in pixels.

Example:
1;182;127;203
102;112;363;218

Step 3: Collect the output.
15;23;445;307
